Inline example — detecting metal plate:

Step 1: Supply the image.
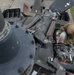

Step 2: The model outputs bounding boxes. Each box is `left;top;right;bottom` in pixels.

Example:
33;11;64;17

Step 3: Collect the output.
50;0;74;13
0;26;35;75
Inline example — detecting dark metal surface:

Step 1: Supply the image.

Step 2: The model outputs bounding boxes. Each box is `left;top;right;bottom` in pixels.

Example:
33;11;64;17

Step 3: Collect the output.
32;0;42;13
0;26;35;75
35;17;52;34
50;0;74;13
26;16;41;29
32;17;52;43
46;21;56;39
3;8;21;23
0;10;5;32
0;28;20;64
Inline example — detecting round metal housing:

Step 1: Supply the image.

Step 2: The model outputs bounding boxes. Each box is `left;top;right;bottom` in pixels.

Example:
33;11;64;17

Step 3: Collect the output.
0;24;35;75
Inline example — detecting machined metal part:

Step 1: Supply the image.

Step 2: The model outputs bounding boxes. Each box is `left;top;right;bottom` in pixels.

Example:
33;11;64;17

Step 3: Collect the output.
0;25;36;75
26;16;41;29
3;8;21;23
1;0;74;74
0;10;5;32
32;17;52;44
0;21;11;42
0;11;35;75
46;20;56;39
32;0;42;13
35;17;52;35
50;0;74;13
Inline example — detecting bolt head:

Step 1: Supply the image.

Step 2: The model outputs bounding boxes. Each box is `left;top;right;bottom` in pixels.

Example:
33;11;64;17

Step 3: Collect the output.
18;68;24;73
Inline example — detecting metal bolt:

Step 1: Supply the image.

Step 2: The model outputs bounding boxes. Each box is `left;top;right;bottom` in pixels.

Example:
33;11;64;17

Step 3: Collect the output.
29;54;33;59
15;25;19;28
31;40;34;44
18;68;24;73
25;30;29;34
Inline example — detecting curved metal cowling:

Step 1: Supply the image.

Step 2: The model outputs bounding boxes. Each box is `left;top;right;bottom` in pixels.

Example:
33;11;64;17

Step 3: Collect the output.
0;10;35;75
